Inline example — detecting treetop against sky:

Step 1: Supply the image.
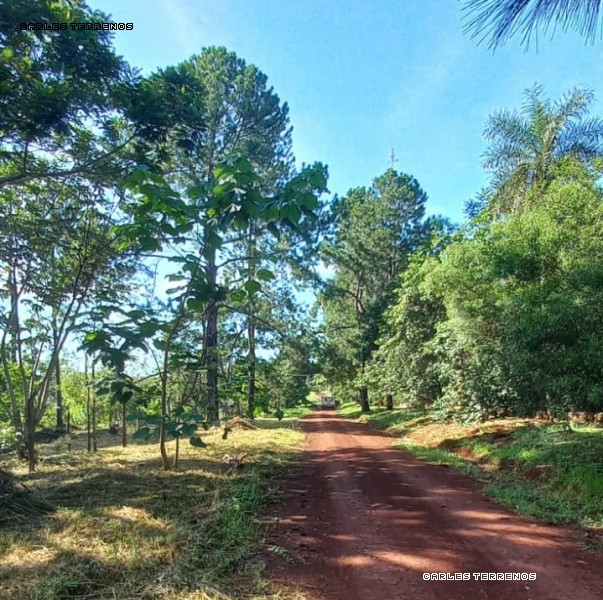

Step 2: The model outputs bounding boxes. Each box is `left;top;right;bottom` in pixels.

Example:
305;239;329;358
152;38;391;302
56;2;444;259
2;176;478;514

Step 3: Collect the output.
91;0;603;221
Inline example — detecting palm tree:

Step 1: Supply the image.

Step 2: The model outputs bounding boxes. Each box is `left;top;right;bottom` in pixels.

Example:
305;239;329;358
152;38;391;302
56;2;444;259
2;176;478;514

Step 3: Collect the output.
463;0;603;49
483;85;603;215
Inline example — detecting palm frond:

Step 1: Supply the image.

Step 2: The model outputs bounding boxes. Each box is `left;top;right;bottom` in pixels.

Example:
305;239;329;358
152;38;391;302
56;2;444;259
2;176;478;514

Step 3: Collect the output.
462;0;603;49
557;117;603;158
484;144;531;172
484;109;532;144
555;87;595;122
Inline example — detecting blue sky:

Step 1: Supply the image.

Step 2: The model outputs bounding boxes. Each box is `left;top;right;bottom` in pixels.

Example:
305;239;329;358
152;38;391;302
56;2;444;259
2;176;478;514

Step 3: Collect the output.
95;0;603;222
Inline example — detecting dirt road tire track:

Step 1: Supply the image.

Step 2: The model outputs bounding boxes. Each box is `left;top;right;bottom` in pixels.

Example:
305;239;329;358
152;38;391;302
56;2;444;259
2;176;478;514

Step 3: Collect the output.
265;410;603;600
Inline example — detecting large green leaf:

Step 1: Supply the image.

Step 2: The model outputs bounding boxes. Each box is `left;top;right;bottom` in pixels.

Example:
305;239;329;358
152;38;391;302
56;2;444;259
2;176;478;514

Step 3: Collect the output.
256;268;275;281
133;426;152;440
187;297;205;312
206;230;223;249
181;423;198;436
244;280;262;296
190;435;207;448
230;289;247;303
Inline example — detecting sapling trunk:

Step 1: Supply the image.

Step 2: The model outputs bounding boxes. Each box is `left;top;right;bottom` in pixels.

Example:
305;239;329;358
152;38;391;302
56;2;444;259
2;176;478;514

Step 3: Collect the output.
122;402;127;447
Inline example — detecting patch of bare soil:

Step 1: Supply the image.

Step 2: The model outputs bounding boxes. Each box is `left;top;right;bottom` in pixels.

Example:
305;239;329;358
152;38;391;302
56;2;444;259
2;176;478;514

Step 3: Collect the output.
265;410;603;600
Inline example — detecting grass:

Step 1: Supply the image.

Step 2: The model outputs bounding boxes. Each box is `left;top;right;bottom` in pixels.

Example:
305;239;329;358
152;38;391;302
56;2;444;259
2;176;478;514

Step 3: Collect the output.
339;401;603;545
0;407;315;600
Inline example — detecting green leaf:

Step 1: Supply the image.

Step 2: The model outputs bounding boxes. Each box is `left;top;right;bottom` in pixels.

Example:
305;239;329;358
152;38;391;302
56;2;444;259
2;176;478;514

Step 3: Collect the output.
140;321;160;335
244;280;262;296
181;423;197;436
190;435;207;448
300;192;319;210
230;289;247;303
166;285;186;295
287;205;302;225
256;269;275;281
187;298;205;312
127;310;146;319
165;422;181;436
187;185;206;199
274;409;284;421
206;230;222;249
267;223;281;238
119;390;133;404
133;427;151;440
153;339;167;351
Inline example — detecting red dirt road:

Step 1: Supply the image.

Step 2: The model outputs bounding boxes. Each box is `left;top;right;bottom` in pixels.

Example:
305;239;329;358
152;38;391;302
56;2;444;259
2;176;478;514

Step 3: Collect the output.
266;410;603;600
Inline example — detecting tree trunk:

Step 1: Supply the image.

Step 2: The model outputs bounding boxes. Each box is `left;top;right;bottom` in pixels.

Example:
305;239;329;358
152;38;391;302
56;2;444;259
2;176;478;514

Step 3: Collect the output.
55;360;64;429
386;393;393;410
51;316;65;429
172;435;180;470
247;221;257;420
25;392;36;472
91;359;97;451
247;311;256;419
160;368;170;469
206;306;219;423
122;402;127;448
86;357;92;452
359;386;370;413
204;259;220;423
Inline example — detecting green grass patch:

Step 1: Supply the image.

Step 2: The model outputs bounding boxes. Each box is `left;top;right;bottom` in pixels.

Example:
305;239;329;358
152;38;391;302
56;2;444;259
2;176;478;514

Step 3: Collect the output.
337;401;363;418
338;401;426;435
400;443;485;479
406;424;603;531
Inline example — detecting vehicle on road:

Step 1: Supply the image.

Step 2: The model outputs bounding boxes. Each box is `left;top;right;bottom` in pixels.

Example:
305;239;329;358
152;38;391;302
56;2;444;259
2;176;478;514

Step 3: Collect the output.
321;395;336;410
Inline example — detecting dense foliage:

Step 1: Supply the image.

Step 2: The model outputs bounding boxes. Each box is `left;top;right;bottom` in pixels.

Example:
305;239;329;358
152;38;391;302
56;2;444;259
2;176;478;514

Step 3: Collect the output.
0;0;327;471
321;88;603;422
2;1;603;473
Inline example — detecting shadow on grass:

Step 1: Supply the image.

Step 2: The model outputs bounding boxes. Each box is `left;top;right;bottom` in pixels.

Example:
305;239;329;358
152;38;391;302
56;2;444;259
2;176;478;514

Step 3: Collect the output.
0;419;306;600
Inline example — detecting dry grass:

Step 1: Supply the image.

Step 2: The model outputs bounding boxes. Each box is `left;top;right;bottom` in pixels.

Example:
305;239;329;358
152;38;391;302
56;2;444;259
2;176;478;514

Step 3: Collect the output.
403;417;536;448
0;416;311;600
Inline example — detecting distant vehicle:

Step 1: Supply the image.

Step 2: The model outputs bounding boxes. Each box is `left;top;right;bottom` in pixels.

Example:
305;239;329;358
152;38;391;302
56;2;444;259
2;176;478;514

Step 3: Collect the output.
321;395;336;410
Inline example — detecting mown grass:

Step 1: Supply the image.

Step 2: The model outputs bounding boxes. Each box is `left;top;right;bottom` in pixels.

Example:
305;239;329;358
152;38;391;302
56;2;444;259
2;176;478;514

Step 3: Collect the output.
0;407;314;600
339;401;603;544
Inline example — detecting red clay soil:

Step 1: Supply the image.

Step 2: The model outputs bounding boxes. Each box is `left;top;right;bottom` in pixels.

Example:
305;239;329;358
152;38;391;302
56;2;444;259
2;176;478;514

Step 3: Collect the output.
265;410;603;600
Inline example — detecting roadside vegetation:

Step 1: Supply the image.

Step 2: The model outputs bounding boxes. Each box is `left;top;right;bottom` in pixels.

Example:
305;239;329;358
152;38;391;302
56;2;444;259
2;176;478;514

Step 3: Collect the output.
0;409;311;600
340;402;603;546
